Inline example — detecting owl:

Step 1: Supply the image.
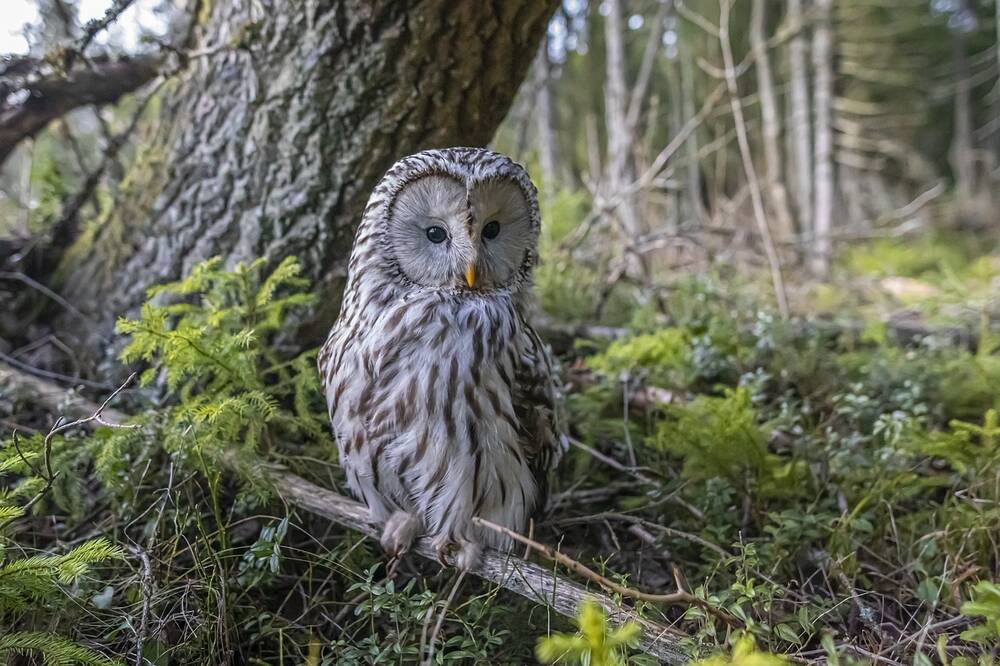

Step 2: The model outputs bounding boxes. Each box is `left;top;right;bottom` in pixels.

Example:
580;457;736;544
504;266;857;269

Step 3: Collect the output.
318;147;566;570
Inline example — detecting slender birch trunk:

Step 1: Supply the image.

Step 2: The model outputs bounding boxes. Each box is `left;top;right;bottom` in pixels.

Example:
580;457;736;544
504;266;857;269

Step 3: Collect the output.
680;44;705;226
811;0;835;275
788;0;813;239
533;37;562;195
604;0;643;274
751;0;796;242
950;24;976;214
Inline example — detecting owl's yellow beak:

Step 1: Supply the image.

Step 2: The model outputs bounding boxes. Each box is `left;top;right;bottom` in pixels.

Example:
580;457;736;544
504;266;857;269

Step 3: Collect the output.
464;265;477;288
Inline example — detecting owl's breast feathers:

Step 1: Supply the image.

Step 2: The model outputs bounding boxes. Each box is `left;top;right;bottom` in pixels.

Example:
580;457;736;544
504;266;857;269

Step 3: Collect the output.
318;291;565;544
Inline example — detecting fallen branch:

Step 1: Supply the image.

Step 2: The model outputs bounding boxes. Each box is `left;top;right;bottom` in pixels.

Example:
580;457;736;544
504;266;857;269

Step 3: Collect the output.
270;468;690;663
0;362;691;664
0;53;164;166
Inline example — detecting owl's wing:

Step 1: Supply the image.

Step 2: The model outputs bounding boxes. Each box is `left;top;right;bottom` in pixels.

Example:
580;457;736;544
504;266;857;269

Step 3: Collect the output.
512;319;568;508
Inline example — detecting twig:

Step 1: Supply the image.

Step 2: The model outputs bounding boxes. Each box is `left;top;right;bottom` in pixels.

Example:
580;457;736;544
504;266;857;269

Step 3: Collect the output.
76;0;139;58
567;436;660;485
0;351;114;390
0;271;94;324
0;372;138;530
566;437;705;520
422;570;467;666
472;516;738;626
126;544;153;666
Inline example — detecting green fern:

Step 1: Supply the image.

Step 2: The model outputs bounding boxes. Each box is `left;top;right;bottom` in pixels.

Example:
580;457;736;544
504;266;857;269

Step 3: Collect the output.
0;631;120;665
654;388;805;499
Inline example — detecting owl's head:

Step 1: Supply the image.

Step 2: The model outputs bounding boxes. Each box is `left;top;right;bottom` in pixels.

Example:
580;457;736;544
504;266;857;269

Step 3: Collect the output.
365;148;540;294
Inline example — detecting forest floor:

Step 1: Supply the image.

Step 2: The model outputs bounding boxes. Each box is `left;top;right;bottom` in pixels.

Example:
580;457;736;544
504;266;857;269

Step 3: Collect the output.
2;229;1000;665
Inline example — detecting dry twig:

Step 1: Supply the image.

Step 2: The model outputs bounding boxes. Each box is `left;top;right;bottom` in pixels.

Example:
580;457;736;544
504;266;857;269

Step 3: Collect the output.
473;516;738;626
0;370;138;530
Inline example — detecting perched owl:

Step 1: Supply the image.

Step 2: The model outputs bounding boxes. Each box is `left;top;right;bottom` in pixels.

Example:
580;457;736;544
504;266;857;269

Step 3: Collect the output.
318;148;566;570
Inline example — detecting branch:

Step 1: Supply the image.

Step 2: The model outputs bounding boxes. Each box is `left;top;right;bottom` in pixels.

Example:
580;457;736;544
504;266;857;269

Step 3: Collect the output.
718;0;788;316
0;363;691;664
0;370;137;530
0;52;164;166
625;0;671;134
76;0;140;58
473;516;738;625
269;469;690;664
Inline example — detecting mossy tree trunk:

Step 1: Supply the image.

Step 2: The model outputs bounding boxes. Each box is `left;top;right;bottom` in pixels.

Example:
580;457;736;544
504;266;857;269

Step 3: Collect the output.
53;0;557;367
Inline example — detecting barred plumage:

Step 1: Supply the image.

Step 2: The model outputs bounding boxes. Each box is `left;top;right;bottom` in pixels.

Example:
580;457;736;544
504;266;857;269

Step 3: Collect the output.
318;148;566;568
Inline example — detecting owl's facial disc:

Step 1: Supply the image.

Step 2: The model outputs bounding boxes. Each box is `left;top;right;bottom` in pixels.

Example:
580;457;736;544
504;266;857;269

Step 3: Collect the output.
387;174;534;292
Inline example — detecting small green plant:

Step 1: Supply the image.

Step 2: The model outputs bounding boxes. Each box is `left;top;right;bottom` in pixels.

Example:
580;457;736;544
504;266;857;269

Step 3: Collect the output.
689;634;787;666
960;581;1000;648
654;388;804;500
536;601;641;666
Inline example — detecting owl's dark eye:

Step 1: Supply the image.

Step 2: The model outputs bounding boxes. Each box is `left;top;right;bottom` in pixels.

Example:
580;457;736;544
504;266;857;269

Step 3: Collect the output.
426;226;448;243
482;220;501;240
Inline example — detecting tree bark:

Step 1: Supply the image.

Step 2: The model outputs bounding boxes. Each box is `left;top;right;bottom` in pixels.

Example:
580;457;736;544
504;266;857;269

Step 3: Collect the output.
811;0;835;276
51;0;558;365
787;0;813;239
750;0;796;241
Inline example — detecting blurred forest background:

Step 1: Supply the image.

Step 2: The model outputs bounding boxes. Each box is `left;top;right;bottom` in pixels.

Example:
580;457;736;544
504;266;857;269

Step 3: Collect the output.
1;0;1000;664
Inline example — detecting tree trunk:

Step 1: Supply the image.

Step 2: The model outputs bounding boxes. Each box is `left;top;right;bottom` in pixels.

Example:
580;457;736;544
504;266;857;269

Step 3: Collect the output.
750;0;796;242
51;0;557;365
679;43;705;226
811;0;835;276
950;24;976;215
533;37;563;195
787;0;813;239
602;0;643;277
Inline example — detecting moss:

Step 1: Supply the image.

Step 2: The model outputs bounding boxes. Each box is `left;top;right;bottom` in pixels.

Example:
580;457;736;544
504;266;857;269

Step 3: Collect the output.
56;142;169;285
587;328;692;387
842;233;982;280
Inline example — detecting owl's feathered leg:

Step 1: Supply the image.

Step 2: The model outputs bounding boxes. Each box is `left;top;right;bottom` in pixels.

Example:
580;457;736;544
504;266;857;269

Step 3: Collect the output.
380;510;421;557
450;540;481;571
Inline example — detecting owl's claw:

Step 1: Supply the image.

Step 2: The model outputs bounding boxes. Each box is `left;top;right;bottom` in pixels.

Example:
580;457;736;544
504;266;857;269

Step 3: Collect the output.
434;541;451;568
431;536;481;571
380;511;420;558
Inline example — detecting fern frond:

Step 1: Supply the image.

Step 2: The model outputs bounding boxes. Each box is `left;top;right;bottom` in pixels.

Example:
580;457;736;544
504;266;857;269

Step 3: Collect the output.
0;631;121;665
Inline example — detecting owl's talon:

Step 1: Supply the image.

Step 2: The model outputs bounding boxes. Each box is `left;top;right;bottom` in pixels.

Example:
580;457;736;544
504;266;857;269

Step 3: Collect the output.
431;537;480;571
433;540;451;568
380;511;420;558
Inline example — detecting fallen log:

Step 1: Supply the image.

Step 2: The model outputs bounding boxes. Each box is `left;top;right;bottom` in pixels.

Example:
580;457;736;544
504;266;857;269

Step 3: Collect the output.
0;362;691;664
